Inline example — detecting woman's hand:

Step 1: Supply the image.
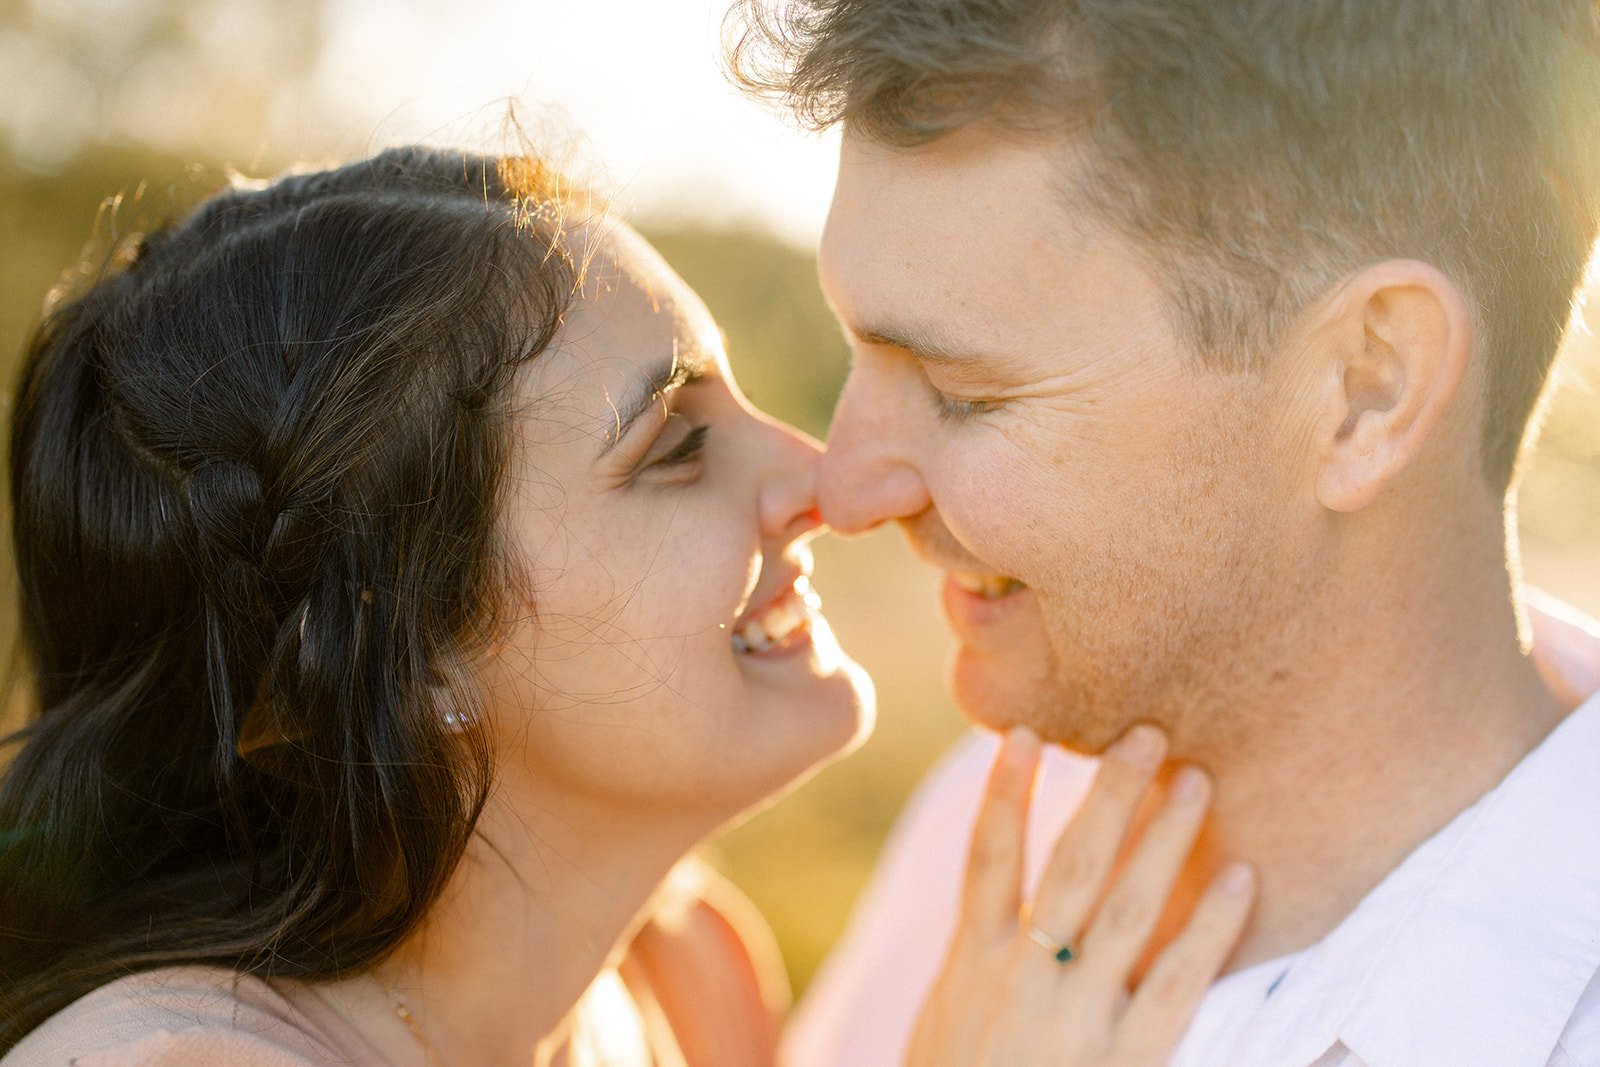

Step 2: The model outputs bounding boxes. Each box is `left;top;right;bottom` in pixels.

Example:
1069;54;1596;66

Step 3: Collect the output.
908;725;1257;1066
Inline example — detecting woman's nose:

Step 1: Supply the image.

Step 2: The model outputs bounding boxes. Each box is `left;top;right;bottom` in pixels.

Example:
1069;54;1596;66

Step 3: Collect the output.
757;416;826;545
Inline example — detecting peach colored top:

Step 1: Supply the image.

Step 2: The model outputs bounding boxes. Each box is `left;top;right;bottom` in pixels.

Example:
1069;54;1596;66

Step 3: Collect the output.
1;966;391;1067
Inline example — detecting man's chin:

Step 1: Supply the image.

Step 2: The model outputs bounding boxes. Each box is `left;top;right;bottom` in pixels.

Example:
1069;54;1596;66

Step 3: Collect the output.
948;646;1113;753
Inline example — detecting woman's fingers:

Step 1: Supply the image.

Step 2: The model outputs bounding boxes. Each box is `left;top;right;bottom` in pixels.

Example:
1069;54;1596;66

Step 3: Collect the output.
1075;764;1213;981
917;722;1259;1067
1025;724;1167;955
958;727;1043;949
1114;861;1258;1060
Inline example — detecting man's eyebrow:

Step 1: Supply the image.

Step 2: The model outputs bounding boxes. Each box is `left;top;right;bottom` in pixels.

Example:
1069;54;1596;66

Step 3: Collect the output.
595;350;706;458
850;324;973;366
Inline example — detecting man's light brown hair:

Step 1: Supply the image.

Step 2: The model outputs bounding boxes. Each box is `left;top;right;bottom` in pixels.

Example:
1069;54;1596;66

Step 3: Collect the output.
729;0;1600;489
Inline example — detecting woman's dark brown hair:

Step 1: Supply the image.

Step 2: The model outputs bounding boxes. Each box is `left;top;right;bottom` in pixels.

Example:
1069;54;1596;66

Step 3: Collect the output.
0;146;580;1049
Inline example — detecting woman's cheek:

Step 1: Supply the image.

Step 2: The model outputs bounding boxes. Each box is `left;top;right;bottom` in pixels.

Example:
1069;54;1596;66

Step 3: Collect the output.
629;496;760;631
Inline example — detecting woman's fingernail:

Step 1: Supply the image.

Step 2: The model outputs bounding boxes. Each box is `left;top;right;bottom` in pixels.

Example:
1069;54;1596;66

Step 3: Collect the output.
1219;863;1255;895
1111;725;1164;771
1007;725;1037;745
1003;726;1039;767
1172;765;1209;803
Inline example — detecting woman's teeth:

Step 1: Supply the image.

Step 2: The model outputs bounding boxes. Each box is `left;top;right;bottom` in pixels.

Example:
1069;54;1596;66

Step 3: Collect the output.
952;572;1027;600
732;577;821;654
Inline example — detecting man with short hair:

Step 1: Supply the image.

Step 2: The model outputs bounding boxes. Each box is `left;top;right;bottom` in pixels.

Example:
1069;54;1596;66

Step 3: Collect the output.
729;2;1600;1064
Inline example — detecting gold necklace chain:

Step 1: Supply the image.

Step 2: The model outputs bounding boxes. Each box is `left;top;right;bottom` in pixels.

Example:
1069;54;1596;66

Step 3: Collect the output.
382;983;443;1066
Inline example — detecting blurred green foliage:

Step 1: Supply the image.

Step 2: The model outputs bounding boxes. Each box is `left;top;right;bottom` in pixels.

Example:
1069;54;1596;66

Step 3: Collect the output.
0;0;324;171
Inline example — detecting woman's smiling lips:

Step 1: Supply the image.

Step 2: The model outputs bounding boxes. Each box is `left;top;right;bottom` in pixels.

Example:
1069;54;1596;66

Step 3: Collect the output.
731;572;824;658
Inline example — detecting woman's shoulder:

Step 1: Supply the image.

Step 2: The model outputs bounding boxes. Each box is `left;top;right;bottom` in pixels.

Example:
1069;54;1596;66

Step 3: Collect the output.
1;966;384;1067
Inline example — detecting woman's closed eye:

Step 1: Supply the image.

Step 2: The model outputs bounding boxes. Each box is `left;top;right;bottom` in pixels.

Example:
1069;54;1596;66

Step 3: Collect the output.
642;422;710;481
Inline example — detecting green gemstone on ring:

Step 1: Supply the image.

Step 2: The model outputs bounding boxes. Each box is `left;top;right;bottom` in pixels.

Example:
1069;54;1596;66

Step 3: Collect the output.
1019;908;1078;965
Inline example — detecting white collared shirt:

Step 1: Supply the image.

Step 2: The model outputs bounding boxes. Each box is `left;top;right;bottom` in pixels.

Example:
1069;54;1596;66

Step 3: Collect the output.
783;595;1600;1067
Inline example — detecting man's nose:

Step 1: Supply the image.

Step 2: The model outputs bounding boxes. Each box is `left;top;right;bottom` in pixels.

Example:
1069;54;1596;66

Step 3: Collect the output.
818;362;932;535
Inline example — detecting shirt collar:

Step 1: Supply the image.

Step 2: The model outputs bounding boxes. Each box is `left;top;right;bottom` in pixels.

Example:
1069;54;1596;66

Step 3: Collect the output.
1229;598;1600;1067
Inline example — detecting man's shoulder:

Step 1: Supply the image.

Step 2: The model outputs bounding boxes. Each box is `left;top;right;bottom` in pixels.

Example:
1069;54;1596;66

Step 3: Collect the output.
1227;686;1600;1067
1553;966;1600;1066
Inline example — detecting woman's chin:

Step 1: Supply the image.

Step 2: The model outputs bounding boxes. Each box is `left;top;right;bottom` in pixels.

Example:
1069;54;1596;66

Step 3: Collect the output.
788;653;876;764
733;656;875;819
836;656;877;754
735;610;875;745
807;633;877;759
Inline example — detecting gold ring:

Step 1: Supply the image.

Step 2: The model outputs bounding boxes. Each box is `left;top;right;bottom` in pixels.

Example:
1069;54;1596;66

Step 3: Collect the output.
1018;904;1078;964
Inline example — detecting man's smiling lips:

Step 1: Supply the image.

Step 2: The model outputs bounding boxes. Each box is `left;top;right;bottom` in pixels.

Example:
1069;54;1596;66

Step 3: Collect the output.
901;530;1029;601
896;519;1031;627
941;570;1033;639
949;572;1027;600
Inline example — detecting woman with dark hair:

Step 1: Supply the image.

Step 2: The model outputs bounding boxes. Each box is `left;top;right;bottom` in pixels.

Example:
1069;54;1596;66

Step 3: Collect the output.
0;146;1254;1066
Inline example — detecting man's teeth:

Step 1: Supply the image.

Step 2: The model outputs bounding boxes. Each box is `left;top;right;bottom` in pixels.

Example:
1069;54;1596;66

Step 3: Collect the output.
952;572;1027;599
731;578;817;654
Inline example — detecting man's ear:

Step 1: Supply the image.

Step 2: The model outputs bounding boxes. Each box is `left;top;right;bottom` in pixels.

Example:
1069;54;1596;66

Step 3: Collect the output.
1311;259;1473;513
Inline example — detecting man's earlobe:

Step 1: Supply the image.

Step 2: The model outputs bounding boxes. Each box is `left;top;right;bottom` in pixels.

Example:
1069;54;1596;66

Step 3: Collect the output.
1314;260;1472;513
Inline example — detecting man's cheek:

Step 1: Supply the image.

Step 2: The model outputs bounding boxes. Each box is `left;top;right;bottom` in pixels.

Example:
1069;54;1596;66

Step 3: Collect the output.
942;445;1073;560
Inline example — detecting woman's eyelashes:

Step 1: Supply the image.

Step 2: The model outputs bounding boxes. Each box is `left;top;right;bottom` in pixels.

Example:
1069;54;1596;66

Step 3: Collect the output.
654;424;709;466
639;421;710;481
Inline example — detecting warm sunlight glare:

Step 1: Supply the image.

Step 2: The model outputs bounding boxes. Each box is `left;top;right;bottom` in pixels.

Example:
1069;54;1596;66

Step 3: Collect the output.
308;0;838;246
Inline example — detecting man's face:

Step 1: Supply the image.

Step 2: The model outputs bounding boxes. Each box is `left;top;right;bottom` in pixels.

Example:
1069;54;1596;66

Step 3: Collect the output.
817;124;1321;753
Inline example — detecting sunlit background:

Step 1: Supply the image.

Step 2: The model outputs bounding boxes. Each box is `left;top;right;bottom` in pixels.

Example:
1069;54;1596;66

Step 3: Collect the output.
4;0;1600;997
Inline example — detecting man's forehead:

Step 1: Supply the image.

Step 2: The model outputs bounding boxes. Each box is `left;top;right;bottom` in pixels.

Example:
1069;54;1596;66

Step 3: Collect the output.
836;123;1085;217
820;130;1089;352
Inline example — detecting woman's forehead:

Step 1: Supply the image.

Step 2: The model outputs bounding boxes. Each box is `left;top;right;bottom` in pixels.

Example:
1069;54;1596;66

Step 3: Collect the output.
577;219;706;308
511;235;725;442
555;223;725;378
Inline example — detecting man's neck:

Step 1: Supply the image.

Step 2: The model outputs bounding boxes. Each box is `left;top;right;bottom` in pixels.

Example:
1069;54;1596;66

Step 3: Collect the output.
1163;560;1570;975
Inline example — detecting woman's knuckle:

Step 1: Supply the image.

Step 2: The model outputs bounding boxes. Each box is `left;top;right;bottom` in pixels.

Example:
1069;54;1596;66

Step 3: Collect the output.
966;832;1007;873
1100;892;1151;935
1099;760;1153;801
1051;843;1099;889
1142;960;1198;1007
1191;899;1238;940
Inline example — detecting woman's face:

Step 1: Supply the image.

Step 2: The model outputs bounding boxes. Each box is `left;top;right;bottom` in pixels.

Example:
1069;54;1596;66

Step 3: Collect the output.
478;224;873;819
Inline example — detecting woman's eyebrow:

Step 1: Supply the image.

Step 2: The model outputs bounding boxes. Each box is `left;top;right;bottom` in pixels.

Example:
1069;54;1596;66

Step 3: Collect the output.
594;351;707;458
